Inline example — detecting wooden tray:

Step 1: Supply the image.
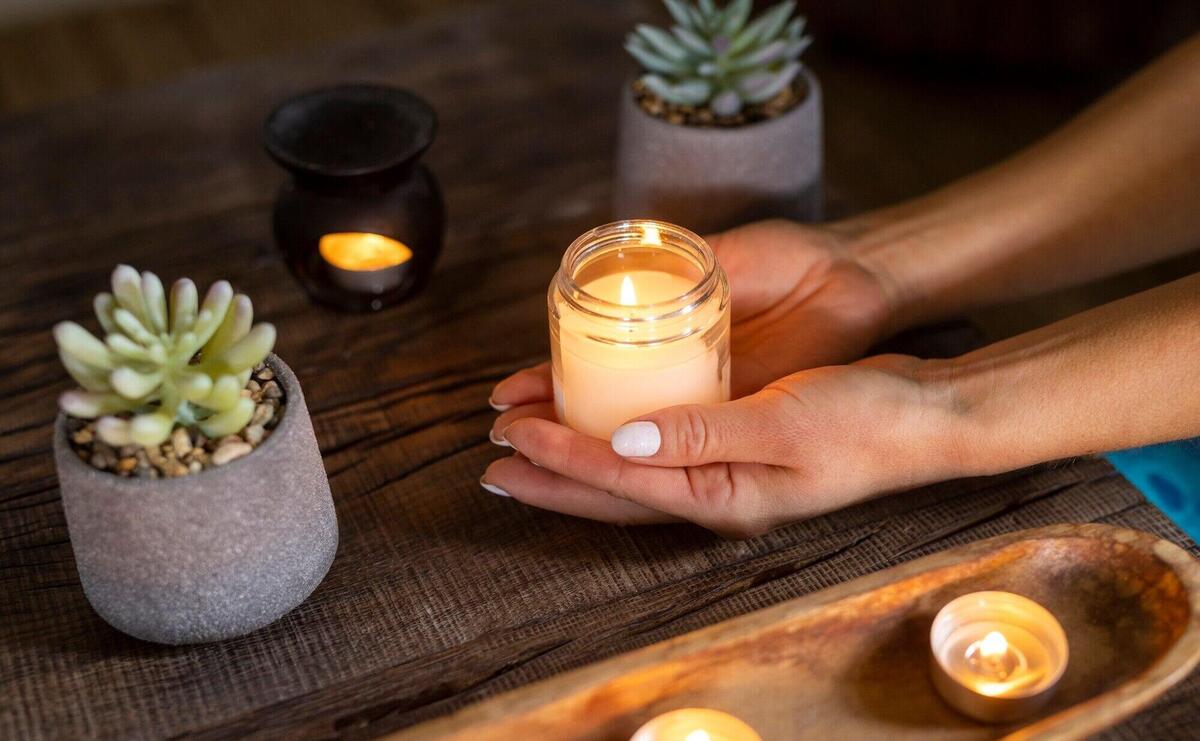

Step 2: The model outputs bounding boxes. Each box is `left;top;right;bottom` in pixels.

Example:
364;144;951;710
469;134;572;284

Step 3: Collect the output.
395;524;1200;740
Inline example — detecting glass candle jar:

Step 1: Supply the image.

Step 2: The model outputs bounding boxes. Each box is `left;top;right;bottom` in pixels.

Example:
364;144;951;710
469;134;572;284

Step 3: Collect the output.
548;220;731;440
264;85;444;312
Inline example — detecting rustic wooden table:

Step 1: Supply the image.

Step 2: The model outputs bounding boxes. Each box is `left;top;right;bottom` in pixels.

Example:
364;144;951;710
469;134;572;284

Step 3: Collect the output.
1;1;1196;738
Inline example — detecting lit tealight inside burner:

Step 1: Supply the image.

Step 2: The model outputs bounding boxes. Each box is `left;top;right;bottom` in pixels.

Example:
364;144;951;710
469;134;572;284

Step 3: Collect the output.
318;232;413;294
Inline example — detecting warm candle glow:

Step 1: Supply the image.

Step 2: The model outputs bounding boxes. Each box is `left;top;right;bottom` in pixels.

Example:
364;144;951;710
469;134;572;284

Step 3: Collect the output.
980;631;1008;659
620;275;638;306
966;629;1021;685
318;232;412;294
642;224;662;246
631;709;760;741
931;591;1068;722
319;232;412;271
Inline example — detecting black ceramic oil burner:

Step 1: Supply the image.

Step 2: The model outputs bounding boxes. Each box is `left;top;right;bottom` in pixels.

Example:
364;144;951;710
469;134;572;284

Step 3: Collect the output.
265;85;444;312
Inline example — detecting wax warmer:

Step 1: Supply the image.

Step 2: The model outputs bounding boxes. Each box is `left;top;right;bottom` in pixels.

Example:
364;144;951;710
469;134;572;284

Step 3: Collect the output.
264;85;445;312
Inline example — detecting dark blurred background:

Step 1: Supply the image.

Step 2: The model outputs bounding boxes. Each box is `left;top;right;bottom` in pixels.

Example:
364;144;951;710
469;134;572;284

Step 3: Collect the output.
2;0;1198;337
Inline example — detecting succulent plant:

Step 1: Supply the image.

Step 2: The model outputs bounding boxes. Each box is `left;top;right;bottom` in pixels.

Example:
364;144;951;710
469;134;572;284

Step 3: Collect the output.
54;266;276;448
625;0;811;117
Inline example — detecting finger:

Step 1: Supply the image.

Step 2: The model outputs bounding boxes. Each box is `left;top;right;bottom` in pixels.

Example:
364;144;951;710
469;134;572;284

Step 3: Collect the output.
489;362;552;410
503;418;702;520
490;402;556;447
482;454;677;525
608;391;794;467
505;418;777;536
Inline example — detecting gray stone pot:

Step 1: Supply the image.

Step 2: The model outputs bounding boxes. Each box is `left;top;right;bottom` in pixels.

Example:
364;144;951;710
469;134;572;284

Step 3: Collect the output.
613;67;823;235
53;354;337;645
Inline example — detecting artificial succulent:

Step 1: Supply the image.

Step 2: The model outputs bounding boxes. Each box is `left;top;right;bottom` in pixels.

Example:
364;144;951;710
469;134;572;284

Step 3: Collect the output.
625;0;811;117
54;266;276;447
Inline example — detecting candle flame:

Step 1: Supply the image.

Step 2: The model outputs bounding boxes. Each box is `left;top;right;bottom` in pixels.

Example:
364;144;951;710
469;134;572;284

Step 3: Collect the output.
619;274;637;306
319;232;412;271
684;731;711;741
642;224;662;246
980;631;1009;660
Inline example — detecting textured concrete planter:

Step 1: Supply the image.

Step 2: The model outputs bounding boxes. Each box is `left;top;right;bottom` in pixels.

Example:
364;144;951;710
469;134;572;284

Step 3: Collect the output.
53;354;337;645
613;67;823;235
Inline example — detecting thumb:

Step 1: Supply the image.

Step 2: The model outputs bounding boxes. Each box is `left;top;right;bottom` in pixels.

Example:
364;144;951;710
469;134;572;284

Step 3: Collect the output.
610;393;789;467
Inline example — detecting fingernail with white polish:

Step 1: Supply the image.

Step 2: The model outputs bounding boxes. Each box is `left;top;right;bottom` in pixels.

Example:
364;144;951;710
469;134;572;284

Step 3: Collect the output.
489;428;511;448
489;398;512;412
611;421;661;457
480;479;510;497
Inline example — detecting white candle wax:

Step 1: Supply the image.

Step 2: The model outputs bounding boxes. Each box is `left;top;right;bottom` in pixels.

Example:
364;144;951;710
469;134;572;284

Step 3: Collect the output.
554;269;729;440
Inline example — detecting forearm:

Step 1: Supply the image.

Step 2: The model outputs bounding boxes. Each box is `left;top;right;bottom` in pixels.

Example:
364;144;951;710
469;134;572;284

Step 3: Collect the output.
926;272;1200;476
841;34;1200;333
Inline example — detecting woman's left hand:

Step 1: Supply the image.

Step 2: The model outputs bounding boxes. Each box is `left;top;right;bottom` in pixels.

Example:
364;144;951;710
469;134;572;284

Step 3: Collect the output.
482;354;965;537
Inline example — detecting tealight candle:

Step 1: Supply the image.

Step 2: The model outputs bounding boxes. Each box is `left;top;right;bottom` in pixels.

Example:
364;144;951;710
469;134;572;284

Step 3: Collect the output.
930;591;1069;723
631;708;761;741
548;220;731;440
319;232;414;294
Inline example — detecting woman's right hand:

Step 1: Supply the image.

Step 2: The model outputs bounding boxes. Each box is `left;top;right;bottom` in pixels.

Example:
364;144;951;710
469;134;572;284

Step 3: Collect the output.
704;218;895;396
490;218;900;417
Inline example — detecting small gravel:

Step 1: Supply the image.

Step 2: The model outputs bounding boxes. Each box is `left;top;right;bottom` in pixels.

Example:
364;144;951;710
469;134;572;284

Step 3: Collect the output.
211;441;253;466
67;363;286;478
633;76;808;128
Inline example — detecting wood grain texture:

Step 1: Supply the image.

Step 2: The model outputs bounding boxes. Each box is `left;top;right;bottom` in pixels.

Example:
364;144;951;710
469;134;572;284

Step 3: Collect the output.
395;524;1200;740
0;1;1197;738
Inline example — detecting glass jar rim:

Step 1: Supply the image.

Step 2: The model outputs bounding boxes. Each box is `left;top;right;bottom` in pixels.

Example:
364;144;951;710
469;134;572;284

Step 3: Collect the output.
555;219;720;323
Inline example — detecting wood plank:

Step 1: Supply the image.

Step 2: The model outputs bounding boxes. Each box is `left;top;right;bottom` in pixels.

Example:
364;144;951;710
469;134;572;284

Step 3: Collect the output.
0;1;1196;738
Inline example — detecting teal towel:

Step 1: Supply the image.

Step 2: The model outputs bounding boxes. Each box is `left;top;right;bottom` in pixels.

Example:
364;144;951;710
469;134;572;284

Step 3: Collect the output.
1107;439;1200;541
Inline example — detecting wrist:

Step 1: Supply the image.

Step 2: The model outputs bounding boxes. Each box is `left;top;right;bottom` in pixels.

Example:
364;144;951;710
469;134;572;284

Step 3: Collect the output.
836;176;1052;336
907;356;993;480
847;355;985;490
836;202;963;337
912;351;1046;480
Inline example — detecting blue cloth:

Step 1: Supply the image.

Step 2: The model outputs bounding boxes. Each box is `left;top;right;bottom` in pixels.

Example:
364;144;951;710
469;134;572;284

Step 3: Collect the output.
1107;439;1200;541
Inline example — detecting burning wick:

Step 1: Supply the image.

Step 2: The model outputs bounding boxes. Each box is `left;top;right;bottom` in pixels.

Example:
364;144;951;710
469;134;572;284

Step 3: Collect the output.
965;630;1022;681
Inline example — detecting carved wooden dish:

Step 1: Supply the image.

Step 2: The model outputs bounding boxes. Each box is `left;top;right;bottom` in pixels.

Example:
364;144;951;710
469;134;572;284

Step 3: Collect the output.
396;524;1200;740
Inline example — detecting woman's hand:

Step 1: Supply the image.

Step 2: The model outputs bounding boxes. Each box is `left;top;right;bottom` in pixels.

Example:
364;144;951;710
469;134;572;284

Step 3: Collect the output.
704;219;895;395
484;270;1200;537
483;354;965;537
477;215;916;534
490;219;895;417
